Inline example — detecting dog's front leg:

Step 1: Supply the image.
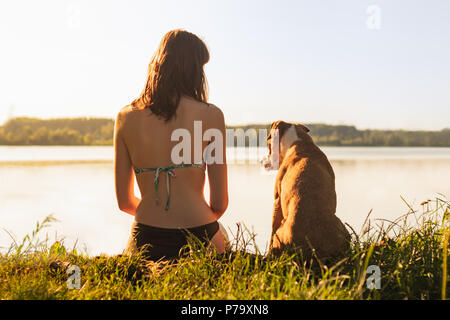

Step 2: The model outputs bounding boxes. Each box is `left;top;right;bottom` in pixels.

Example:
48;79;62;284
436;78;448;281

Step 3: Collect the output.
269;165;288;252
269;191;283;251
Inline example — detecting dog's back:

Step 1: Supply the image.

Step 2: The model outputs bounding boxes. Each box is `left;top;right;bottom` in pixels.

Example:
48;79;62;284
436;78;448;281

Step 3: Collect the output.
270;137;350;260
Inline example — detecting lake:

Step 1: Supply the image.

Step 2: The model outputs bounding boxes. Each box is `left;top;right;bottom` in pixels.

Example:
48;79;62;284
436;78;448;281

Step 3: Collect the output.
0;146;449;255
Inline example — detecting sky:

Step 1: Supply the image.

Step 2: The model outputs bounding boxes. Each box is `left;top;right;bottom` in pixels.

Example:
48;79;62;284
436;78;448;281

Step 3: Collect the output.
0;0;449;130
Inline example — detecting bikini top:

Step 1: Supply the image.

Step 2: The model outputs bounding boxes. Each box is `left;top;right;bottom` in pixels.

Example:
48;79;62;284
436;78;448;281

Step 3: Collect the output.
133;163;206;211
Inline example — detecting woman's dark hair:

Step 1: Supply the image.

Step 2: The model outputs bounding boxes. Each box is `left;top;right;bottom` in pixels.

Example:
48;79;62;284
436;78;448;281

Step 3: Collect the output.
131;29;209;121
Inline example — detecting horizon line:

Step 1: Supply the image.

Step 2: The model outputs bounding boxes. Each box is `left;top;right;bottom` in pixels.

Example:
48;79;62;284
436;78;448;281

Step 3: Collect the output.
1;115;449;133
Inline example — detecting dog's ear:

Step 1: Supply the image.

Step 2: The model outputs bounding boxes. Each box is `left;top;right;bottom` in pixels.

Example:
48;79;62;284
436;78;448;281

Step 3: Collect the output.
267;121;278;141
267;121;291;141
294;123;310;135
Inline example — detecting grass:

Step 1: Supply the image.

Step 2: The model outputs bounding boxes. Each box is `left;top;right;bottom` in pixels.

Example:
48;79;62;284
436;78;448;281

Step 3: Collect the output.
0;197;449;300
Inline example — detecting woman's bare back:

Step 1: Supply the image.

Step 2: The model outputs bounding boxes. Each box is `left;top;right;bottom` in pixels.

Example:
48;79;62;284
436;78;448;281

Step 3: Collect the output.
116;96;227;229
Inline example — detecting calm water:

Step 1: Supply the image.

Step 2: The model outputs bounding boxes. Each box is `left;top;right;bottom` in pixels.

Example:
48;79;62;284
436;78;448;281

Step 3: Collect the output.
1;146;449;255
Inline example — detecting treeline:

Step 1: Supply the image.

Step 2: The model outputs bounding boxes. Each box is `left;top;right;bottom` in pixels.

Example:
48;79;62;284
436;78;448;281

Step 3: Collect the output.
227;123;450;147
0;117;449;147
0;117;114;146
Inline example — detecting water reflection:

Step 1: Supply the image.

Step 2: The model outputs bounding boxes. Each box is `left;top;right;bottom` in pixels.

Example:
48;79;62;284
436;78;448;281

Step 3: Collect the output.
0;147;449;255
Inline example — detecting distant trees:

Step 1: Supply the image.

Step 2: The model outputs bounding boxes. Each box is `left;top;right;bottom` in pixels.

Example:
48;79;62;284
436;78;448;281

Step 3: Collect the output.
0;117;113;146
0;117;449;147
227;123;450;147
310;126;450;147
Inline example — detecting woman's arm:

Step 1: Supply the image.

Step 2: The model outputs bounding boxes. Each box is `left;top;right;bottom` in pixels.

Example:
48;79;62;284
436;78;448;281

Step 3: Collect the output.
206;105;229;218
114;110;140;215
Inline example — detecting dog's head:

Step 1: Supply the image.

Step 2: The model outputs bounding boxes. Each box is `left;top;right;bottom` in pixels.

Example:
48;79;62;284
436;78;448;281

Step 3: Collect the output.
262;120;310;170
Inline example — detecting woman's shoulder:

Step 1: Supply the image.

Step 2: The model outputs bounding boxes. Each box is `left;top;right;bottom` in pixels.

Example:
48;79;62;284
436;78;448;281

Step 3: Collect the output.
117;104;144;119
196;101;224;122
204;102;221;113
115;104;140;130
205;103;225;124
118;104;137;116
181;96;224;122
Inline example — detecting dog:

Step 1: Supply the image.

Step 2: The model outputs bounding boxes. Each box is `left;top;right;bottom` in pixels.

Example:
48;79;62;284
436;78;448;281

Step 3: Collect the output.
263;121;350;261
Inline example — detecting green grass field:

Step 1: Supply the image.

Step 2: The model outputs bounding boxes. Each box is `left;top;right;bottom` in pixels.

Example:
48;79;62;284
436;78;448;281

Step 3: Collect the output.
1;197;449;300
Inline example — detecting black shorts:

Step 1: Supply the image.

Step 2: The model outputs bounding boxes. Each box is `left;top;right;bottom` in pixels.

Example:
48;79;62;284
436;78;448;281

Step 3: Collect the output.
131;221;220;261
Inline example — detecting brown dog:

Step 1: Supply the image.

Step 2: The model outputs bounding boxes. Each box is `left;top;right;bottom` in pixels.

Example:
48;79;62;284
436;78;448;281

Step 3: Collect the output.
264;121;350;261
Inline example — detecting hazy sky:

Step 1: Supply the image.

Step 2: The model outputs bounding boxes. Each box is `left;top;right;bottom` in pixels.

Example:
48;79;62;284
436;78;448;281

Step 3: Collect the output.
0;0;449;130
